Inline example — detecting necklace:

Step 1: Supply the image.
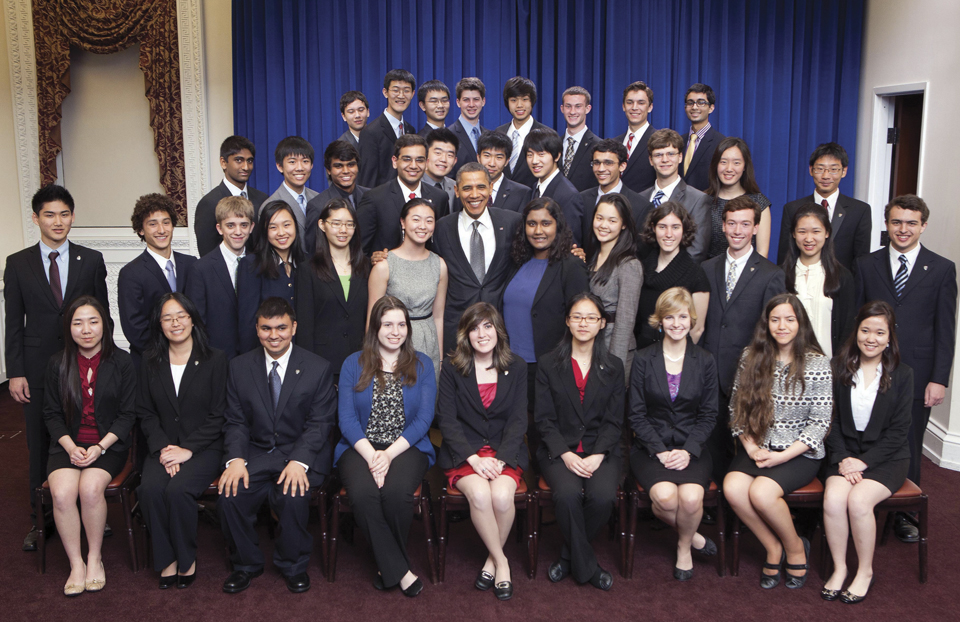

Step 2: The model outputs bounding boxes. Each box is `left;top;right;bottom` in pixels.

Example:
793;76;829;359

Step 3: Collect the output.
663;351;685;363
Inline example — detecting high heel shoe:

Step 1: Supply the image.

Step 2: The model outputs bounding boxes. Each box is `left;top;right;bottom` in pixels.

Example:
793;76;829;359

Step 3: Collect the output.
840;578;875;604
785;537;810;589
760;549;786;589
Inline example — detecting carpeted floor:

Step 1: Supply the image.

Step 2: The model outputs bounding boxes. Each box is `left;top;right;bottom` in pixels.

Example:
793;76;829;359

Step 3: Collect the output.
0;387;956;622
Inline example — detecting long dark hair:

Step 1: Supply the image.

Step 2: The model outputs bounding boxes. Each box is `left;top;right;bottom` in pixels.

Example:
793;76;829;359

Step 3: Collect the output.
730;293;823;442
311;198;370;282
781;203;843;298
355;296;420;391
448;302;514;375
550;292;614;373
510;197;574;266
252;200;305;279
58;296;115;428
586;193;638;287
833;301;900;393
144;292;212;368
705;137;762;198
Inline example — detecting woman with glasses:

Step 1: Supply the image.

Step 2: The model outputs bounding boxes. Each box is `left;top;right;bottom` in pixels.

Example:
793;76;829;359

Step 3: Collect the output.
704;137;772;259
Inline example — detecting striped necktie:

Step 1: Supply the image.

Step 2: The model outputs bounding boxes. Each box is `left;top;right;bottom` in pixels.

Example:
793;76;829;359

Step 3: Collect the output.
894;254;909;297
652;190;665;207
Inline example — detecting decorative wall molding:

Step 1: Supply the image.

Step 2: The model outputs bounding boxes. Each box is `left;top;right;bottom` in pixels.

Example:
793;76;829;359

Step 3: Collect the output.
177;0;209;256
925;418;960;472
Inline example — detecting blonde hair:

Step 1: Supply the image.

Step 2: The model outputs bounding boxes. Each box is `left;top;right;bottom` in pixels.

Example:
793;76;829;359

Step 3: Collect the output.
215;195;255;224
647;286;697;329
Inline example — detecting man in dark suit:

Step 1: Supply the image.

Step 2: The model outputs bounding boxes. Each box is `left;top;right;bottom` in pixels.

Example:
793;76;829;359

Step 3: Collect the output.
357;134;450;255
4;184;110;551
468;131;530;213
679;83;724;192
262;136;319;250
338;90;369;150
423;128;459;205
855;194;957;541
358;69;417;187
118;194;197;369
218;298;336;594
637;129;712;263
558;86;600;192
416;79;450;137
495;76;547;190
525;128;585;245
432;163;522;355
194;136;269;257
701;196;786;482
578;139;647;241
303;140;368;254
615;81;657;193
777;143;871;269
185;195;254;360
447;77;488;179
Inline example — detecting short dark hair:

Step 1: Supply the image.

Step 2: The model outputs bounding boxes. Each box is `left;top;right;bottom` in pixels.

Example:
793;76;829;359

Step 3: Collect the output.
477;131;512;159
502;76;537;107
131;193;179;239
647;128;684;153
256;297;296;323
324;139;360;171
393;133;427;159
426;127;460;153
339;90;368;114
722;195;762;225
456;77;486;99
220;135;256;160
640;201;698;248
524;128;562;161
455;162;491;186
592;138;629;165
622;80;654;104
275;136;314;165
885;194;930;224
562;86;591;105
417;79;449;104
383;69;416;91
32;184;74;214
684;83;716;106
808;142;849;168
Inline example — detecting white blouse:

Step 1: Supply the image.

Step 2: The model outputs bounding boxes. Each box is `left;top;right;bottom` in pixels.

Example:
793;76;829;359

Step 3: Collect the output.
795;260;833;357
850;364;882;432
171;363;187;395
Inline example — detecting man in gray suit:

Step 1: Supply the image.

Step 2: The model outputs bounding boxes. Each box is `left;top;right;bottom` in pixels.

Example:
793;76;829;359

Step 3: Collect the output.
262;136;318;248
423;128;459;205
338;91;369;149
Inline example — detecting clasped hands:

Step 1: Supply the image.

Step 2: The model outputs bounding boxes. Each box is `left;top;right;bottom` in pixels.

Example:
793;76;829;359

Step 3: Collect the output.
656;449;690;470
367;449;393;489
838;457;868;485
68;445;101;468
467;454;504;480
750;447;789;469
561;452;604;478
159;445;193;477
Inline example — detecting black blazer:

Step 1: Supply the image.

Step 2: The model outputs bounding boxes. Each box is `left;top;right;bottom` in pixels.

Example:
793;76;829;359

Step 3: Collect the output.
827;364;914;467
538;173;585;245
614;125;656;193
436;356;529;470
235;254;297;354
628;341;718;458
448;118;488;179
561;129;601;192
358;113;417;188
778;194;871;270
535;351;624;463
294;265;367;375
637;180;712;264
680;126;725;192
43;349;137;455
4;243;110;388
194;181;268;257
118;249;197;365
433;207;521;355
501;254;591;360
357;179;450;255
303;184;369;255
184;250;241;360
223;345;337;475
137;346;227;456
855;246;958;398
492;177;533;213
495;119;549;189
701;250;786;394
418;123;439;138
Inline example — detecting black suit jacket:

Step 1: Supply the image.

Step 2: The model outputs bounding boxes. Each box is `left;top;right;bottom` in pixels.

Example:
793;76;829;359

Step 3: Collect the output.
448;118;487;178
43;349;137;455
194;181;268;257
561;128;600;192
535;351;624;463
628;341;718;458
855;246;958;398
778;194;871;270
637;180;712;264
537;173;585;245
358;113;417;188
701;250;786;394
435;356;529;470
184;250;241;360
579;185;647;244
294;266;368;375
418;123;440;138
495;119;548;189
302;184;368;255
680;126;724;192
357;179;450;254
433;207;521;355
118;249;197;365
4;243;110;388
223;345;337;475
827;364;914;467
490;177;532;213
614;125;656;193
137;346;228;456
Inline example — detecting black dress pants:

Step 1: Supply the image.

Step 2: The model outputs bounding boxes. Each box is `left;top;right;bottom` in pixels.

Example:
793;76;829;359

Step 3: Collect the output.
23;389;48;521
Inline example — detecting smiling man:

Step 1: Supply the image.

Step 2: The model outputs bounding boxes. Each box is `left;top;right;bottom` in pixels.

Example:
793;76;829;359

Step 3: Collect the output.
424;127;459;204
304;140;368;253
615;81;657;193
558;86;600;192
263;136;319;246
679;84;725;192
417;79;451;137
471;131;531;213
524;127;585;244
447;77;488;178
359;69;418;187
496;76;547;189
339;91;369;149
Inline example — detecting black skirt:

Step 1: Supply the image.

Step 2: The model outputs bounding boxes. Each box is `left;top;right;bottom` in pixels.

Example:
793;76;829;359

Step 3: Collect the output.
47;445;127;479
631;448;713;490
824;458;909;494
728;449;821;495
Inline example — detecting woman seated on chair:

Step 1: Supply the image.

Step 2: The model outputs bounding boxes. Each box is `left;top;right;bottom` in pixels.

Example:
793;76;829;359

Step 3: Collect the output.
436;302;528;600
137;293;228;589
628;287;718;581
535;292;624;591
723;293;832;590
335;295;437;597
821;301;912;604
42;295;136;596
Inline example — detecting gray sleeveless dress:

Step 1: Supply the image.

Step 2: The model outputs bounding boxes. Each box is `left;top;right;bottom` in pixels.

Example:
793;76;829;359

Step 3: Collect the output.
385;251;442;379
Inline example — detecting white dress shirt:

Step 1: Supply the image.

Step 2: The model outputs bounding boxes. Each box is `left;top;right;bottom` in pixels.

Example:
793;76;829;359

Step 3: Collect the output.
223;177;249;197
795;259;834;357
725;245;753;289
851;364;882;432
597;180;624;201
457;207;495;273
219;241;245;290
384;108;406;138
813;190;838;221
888;242;922;281
623;121;649;158
146;246;175;275
490;174;506;204
563;126;589;160
397;179;422;199
38;238;70;300
171;363;187;395
508;116;535;171
536;168;561;197
652;175;682;203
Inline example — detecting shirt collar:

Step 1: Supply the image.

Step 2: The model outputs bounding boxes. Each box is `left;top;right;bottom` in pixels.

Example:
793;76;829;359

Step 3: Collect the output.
398;178;422;198
626;121;649;139
511;116;535;136
39;238;69;257
219;241;245;265
889;241;922;266
853;362;883;390
491;174;505;195
146;246;174;272
690;121;711;141
459;115;480;132
223;177;248;196
265;344;294;376
537;168;561;195
599;180;624;197
564;125;588;143
813;190;839;211
458;205;494;233
384;108;404;134
283;182;306;202
655;174;683;198
726;245;754;269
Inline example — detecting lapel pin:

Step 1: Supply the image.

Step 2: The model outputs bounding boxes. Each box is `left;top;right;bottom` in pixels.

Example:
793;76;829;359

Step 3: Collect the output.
924;265;928;270
76;256;81;260
750;267;755;272
194;361;199;366
504;370;509;375
296;369;301;374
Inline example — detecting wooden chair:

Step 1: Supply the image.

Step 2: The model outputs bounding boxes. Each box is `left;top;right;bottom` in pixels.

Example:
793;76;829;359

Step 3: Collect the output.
626;479;725;578
327;479;438;584
437;478;531;582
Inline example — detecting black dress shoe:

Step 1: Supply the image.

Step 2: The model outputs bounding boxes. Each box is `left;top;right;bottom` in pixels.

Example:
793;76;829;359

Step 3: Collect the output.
673;566;693;581
588;566;613;591
103;522;113;538
373;574;386;591
692;536;718;557
159;575;178;589
494;561;513;601
785;537;810;589
222;569;263;594
22;527;38;552
285;572;310;593
548;559;571;583
894;514;919;543
401;577;424;597
760;549;786;589
177;572;197;589
474;569;495;591
821;587;841;601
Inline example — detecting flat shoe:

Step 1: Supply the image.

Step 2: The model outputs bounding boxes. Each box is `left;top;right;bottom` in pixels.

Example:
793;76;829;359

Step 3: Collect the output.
64;582;85;597
285;572;310;593
475;569;495;591
85;562;106;592
840;578;875;604
692;536;718;557
401;577;424;598
821;587;841;601
222;569;263;594
494;580;513;600
760;549;786;589
785;537;810;589
673;566;694;582
159;575;178;589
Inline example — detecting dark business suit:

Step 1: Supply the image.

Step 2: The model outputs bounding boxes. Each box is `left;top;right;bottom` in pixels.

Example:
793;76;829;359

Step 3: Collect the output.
432;207;521;355
4;242;109;510
218;346;336;577
194;181;268;257
417;123;441;138
855;246;957;483
338;129;360;151
358;113;416;187
579;185;647;244
536;173;585;245
490;177;532;213
448;118;487;179
680;126;724;192
560;129;600;192
357;179;450;255
137;347;227;571
535;351;624;583
184;250;242;359
778;194;871;270
235;254;297;354
495;119;548;189
638;180;712;264
303;184;368;255
294;265;368;379
614;125;656;193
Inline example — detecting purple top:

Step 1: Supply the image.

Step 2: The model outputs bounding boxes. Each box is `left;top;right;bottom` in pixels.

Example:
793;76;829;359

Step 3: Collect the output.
667;371;681;402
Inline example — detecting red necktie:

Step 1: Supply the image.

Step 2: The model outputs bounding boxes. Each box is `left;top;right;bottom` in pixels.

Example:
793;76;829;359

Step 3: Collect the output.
821;199;829;214
626;132;635;152
409;193;416;200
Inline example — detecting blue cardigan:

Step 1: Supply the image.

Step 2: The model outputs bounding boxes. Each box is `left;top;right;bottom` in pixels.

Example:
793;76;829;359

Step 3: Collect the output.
335;351;437;467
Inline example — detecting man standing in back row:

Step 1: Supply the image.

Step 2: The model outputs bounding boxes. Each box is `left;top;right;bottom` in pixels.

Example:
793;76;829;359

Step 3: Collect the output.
679;84;724;192
359;69;418;187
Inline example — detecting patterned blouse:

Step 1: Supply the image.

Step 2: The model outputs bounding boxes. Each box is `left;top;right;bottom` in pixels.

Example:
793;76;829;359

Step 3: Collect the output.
365;372;405;445
729;352;833;460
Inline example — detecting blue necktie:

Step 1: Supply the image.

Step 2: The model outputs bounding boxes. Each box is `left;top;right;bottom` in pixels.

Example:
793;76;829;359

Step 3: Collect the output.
164;259;177;292
652;190;665;207
471;126;480;152
269;360;281;412
296;193;306;216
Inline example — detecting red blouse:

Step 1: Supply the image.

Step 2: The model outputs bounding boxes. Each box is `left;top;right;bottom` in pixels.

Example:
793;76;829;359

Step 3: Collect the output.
478;382;497;409
571;359;589;453
76;351;102;445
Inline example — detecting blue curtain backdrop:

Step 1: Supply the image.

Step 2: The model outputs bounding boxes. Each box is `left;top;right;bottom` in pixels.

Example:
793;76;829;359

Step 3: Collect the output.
232;0;864;263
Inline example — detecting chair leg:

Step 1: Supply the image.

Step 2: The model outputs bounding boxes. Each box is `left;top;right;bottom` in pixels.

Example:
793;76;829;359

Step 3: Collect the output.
919;495;928;583
121;487;139;572
419;483;438;585
715;492;726;577
438;493;448;584
328;498;340;583
731;514;740;577
35;488;46;574
526;494;535;579
529;496;540;579
319;489;328;577
618;491;628;578
627;494;638;579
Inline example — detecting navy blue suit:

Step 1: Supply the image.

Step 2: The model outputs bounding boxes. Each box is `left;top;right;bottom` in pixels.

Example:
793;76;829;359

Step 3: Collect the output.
194;181;268;257
560;129;600;192
184;249;242;359
357;179;450;255
615;125;656;193
680;126;724;192
447;118;487;179
235;254;297;354
358;113;417;188
495;119;548;189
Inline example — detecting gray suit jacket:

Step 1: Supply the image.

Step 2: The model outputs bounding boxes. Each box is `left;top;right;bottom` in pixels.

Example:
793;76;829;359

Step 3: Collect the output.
339;129;360;150
638;179;712;264
263;184;320;249
425;175;457;206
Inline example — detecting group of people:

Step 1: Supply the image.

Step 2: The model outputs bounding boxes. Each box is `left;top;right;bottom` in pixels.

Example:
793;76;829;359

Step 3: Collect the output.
5;71;956;605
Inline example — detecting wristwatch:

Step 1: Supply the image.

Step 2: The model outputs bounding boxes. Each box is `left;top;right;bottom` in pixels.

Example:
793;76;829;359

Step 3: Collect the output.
95;443;106;455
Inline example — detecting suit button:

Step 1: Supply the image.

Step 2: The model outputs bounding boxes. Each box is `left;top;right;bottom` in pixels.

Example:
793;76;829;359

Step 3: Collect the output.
721;324;727;329
174;417;179;422
288;283;292;288
275;433;279;437
342;332;348;337
483;439;489;443
579;426;584;430
532;312;537;318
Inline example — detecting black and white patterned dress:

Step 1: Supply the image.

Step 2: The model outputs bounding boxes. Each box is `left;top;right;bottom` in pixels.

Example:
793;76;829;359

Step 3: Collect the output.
365;372;406;445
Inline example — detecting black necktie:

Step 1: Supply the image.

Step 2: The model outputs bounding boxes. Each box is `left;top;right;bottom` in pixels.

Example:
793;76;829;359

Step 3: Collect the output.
269;361;281;411
48;251;63;307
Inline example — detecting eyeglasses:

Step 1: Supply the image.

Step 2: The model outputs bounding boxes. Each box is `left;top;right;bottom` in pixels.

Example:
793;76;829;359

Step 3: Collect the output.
398;156;427;165
590;159;619;168
569;314;602;324
161;313;190;325
388;87;413;96
685;99;710;108
651;151;680;160
325;220;356;230
812;166;843;175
